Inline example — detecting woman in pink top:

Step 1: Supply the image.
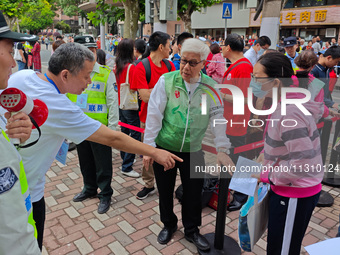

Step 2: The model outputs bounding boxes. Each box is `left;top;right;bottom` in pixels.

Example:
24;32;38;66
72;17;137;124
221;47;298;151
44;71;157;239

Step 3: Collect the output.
253;52;323;255
206;43;225;83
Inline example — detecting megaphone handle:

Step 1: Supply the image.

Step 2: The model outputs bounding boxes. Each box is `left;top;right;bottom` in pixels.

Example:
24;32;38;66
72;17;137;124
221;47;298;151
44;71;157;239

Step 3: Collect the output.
10;112;20;145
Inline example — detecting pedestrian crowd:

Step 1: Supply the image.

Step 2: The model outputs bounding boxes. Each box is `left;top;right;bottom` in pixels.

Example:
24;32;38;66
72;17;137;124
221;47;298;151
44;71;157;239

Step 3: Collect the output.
2;8;340;254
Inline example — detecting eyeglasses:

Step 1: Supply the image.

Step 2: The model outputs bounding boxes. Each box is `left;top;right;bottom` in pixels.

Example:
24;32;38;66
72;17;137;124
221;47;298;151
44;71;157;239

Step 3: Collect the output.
180;59;204;67
251;73;273;84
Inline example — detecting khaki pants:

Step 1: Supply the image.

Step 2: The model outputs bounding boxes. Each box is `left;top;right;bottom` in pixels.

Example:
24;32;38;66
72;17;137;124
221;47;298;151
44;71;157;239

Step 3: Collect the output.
141;121;155;188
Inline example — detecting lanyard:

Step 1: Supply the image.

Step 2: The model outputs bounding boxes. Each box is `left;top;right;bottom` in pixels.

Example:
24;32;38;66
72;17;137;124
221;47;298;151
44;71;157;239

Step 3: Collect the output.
44;73;60;94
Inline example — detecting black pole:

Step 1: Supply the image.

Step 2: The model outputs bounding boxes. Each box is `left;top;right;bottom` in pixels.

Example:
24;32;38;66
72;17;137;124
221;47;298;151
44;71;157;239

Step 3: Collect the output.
318;119;334;207
214;168;230;249
323;119;340;187
199;163;241;255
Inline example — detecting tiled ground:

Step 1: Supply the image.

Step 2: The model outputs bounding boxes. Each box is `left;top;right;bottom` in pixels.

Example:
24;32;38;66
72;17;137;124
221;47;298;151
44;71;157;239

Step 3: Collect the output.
41;148;340;255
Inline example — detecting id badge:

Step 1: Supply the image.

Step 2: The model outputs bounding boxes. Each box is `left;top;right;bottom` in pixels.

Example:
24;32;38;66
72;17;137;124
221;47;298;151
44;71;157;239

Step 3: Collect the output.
55;140;69;165
76;94;88;109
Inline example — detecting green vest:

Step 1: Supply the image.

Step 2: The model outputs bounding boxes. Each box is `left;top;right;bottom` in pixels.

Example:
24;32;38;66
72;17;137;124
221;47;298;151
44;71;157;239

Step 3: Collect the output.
155;70;217;152
1;130;37;239
68;65;111;125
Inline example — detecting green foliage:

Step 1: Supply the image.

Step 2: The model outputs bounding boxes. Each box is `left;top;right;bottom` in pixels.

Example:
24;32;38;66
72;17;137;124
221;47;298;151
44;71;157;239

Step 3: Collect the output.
55;20;71;33
0;0;31;19
56;0;85;17
87;0;121;26
20;0;55;31
87;0;145;26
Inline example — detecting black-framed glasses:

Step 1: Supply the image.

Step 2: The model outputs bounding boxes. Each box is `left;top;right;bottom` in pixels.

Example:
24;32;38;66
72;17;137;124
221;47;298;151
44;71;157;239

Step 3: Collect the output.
251;73;273;84
180;59;204;67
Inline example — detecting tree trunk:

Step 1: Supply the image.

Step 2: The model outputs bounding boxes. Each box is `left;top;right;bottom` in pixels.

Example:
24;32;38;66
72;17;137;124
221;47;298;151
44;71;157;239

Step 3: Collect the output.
122;0;140;39
260;0;284;49
3;14;17;31
178;0;193;33
178;13;192;33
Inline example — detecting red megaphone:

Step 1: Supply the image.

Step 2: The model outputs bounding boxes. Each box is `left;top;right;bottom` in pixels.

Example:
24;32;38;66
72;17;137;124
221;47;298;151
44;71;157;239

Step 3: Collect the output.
0;88;48;144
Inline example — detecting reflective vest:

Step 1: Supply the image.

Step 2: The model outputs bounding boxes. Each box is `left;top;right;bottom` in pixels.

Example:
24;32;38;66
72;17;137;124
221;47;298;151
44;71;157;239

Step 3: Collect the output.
1;130;38;238
68;65;111;125
24;42;33;53
155;71;215;152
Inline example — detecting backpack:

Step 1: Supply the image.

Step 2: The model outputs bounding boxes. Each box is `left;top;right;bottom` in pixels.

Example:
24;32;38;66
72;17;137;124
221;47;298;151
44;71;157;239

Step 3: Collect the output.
141;58;172;84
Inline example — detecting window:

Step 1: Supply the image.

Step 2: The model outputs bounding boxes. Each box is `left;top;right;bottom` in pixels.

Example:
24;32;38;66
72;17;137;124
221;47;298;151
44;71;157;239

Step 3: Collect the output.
175;24;181;34
284;0;330;8
239;0;248;10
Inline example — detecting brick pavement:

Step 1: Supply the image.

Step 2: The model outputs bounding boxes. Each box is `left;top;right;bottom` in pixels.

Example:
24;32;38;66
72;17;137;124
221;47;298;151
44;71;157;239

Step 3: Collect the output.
41;148;340;255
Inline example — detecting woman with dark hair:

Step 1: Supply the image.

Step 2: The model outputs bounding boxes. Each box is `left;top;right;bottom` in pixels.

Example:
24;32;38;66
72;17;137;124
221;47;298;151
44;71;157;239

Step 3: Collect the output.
115;38;141;178
96;49;106;66
206;43;225;83
134;39;147;65
254;52;323;255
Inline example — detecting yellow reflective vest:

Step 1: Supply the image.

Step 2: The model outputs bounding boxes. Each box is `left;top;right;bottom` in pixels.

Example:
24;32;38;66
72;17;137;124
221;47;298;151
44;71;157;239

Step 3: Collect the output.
68;65;111;125
0;129;40;255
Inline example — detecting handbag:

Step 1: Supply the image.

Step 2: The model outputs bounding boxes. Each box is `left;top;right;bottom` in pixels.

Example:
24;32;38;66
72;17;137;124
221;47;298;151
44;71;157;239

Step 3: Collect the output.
119;64;138;110
238;183;269;252
13;43;22;61
208;181;231;210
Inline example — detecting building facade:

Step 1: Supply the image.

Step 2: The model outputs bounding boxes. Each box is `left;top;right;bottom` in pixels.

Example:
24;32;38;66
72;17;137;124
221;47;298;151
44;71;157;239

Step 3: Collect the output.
249;1;340;42
191;0;252;39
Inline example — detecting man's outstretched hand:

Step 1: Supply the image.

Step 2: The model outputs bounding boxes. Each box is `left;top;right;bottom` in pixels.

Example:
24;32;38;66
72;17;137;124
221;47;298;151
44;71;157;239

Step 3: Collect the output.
145;149;183;170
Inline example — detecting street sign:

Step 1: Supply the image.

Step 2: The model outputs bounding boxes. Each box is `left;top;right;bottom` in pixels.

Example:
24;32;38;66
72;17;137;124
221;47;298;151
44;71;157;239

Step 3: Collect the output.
222;3;232;19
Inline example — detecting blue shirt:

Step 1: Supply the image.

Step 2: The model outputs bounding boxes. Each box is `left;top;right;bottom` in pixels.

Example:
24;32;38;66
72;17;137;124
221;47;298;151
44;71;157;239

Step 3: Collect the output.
172;53;181;70
310;63;334;108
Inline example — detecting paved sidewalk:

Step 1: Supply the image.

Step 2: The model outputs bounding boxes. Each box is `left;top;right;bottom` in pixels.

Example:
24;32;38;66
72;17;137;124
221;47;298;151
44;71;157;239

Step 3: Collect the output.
41;148;340;255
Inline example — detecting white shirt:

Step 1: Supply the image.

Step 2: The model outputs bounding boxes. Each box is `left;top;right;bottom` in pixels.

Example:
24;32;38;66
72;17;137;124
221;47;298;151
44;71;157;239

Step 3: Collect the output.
244;46;258;66
91;62;119;130
5;70;101;202
144;75;231;150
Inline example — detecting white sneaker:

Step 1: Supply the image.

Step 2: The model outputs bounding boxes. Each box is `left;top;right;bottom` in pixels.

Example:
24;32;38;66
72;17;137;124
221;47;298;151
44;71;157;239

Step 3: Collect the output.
121;170;140;178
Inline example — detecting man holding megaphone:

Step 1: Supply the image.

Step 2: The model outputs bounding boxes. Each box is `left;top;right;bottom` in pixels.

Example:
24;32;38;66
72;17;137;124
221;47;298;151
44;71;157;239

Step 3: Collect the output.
6;38;183;248
0;11;41;255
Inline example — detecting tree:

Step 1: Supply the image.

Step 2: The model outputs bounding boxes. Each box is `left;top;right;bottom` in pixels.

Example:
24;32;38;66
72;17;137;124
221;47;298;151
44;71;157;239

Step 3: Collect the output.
177;0;221;33
56;0;84;17
87;0;145;39
0;0;31;31
55;20;71;33
19;0;55;33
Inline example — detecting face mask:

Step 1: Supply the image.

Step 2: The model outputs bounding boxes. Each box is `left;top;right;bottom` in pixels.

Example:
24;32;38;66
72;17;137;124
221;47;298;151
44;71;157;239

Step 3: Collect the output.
249;78;273;98
258;48;265;56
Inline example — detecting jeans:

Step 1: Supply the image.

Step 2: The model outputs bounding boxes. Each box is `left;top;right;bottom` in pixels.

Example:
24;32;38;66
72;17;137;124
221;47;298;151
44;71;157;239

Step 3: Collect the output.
17;60;26;71
119;109;141;172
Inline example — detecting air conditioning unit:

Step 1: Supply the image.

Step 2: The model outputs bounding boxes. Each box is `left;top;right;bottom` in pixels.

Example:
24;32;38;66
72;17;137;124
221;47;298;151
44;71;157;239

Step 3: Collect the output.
326;28;336;38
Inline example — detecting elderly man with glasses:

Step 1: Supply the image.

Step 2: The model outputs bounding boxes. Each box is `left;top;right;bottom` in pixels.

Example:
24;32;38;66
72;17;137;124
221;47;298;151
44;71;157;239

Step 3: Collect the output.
143;38;233;252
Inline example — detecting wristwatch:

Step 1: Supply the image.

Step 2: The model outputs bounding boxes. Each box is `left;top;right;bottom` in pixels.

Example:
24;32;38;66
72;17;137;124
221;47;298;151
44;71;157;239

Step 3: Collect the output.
217;148;230;154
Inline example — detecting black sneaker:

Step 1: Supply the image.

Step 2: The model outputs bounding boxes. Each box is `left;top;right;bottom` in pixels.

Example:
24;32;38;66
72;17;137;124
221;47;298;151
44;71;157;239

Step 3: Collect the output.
136;187;156;200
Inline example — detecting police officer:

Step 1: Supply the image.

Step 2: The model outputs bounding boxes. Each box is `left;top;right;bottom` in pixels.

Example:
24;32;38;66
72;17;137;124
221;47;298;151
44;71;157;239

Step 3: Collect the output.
68;36;119;214
0;11;41;254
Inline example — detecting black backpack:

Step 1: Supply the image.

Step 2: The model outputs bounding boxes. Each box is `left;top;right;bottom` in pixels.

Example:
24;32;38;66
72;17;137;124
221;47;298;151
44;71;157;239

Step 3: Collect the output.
141;58;172;84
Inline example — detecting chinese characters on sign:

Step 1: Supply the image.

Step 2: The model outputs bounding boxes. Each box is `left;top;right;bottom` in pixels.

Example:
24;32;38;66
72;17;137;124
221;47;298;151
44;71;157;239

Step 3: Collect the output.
280;10;327;24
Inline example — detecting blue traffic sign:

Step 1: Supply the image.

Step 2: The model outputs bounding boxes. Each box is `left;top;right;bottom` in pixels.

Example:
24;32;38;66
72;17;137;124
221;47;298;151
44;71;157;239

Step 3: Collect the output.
222;3;232;19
